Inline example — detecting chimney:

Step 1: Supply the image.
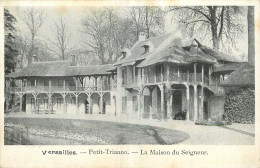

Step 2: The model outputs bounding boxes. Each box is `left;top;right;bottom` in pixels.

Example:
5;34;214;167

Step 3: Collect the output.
121;51;127;59
178;21;188;40
138;32;146;41
32;55;37;62
71;55;76;66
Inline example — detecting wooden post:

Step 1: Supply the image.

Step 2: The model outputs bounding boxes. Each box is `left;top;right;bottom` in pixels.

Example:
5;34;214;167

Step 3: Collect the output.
194;63;197;83
202;65;204;83
100;76;103;90
161;65;163;82
75;77;78;91
167;63;170;82
209;66;212;86
49;78;51;92
63;78;66;91
177;65;180;82
187;68;190;82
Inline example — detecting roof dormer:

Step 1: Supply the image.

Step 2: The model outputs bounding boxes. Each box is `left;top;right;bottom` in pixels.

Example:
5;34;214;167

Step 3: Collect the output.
141;41;154;54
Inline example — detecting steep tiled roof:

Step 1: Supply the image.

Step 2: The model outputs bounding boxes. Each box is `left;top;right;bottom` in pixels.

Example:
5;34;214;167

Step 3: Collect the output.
6;61;114;78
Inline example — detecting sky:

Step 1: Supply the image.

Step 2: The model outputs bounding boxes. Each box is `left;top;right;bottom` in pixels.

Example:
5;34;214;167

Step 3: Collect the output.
6;6;248;60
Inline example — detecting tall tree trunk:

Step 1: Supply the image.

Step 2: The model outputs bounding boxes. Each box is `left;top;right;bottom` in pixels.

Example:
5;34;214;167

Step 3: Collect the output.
248;6;255;65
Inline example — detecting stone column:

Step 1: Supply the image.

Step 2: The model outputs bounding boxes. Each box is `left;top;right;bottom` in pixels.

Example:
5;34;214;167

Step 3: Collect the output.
200;87;204;120
75;94;78;114
160;85;165;120
149;88;153;119
19;94;23;112
48;94;52;113
194;86;198;121
116;66;122;117
137;93;141;119
186;85;190;120
63;94;66;114
88;95;92;114
100;93;103;114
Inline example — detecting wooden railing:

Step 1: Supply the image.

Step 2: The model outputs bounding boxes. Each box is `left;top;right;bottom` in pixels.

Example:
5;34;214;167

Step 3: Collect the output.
9;85;116;92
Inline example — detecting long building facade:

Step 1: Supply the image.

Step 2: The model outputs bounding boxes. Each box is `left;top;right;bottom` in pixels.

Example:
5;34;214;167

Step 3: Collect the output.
6;31;246;122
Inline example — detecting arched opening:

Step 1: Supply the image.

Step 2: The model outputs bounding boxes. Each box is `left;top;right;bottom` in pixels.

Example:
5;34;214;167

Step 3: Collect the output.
51;93;64;114
36;93;49;114
103;92;111;114
142;86;152;119
78;93;88;114
171;84;186;120
65;93;77;114
91;93;101;114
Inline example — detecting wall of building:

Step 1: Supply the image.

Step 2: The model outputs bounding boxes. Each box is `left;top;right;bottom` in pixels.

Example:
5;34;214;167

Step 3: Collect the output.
208;95;225;121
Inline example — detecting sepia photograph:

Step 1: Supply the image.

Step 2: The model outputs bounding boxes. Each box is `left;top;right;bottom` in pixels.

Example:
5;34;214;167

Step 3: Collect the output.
3;4;255;147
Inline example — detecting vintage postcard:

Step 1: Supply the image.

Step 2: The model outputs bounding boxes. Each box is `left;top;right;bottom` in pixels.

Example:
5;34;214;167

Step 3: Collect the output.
0;0;259;167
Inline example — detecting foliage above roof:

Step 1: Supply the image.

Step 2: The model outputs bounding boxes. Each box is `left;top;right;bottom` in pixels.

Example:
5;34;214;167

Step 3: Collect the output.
6;61;114;78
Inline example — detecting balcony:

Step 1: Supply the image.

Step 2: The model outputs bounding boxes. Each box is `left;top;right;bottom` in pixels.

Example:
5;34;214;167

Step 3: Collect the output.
9;85;115;93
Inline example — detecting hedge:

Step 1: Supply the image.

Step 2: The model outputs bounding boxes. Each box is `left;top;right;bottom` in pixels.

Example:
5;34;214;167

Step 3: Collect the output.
224;87;255;124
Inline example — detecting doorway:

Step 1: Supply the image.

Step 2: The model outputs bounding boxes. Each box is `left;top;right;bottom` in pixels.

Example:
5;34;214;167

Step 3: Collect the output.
172;90;182;118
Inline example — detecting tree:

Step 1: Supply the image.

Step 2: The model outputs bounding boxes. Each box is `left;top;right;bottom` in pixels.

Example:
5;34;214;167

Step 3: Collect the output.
128;6;164;40
248;6;254;65
4;8;18;74
169;6;245;51
48;18;70;61
81;8;135;64
4;9;18;113
21;8;45;65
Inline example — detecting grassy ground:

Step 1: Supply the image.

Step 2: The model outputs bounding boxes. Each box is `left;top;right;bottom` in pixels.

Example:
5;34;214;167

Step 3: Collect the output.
4;117;189;145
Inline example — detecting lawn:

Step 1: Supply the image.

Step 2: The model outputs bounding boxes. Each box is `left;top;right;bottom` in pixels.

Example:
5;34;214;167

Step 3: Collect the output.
4;117;189;145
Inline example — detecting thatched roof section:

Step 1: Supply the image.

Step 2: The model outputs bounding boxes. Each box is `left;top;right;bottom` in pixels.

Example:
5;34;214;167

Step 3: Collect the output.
221;63;254;86
213;62;249;73
6;61;114;78
194;39;241;62
114;33;171;66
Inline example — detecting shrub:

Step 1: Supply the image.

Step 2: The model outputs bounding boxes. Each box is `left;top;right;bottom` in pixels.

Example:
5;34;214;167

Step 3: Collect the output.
195;119;231;126
224;87;255;124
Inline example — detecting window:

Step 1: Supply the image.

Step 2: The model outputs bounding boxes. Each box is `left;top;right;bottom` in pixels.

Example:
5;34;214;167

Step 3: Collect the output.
57;98;63;109
58;80;63;88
